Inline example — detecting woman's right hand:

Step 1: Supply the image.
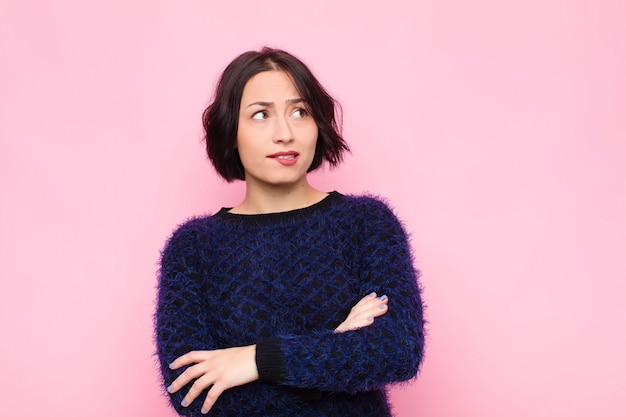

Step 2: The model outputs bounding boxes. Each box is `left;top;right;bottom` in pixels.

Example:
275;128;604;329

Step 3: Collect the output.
335;292;389;333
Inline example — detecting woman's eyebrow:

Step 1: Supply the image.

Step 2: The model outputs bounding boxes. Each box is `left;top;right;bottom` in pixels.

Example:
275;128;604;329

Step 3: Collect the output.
246;98;306;108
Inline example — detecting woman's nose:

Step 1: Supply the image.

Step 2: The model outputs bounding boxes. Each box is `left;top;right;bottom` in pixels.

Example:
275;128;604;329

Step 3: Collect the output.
273;116;294;143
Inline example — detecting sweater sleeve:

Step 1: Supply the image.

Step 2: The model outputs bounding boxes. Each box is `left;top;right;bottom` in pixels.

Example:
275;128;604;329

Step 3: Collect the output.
255;198;425;393
154;221;216;415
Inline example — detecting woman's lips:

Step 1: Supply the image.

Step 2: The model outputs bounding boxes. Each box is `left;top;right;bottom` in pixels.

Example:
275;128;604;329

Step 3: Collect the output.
267;151;299;166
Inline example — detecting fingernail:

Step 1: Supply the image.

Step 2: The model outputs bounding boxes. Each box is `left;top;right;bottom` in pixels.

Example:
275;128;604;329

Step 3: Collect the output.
168;362;175;369
368;292;376;297
166;385;174;393
181;399;188;407
379;294;387;301
367;316;373;322
201;408;208;414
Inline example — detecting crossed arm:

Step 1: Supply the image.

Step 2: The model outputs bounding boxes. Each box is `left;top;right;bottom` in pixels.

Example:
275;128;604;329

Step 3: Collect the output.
167;292;390;414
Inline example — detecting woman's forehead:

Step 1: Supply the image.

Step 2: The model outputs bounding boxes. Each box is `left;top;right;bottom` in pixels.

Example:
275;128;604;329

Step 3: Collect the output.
241;71;301;104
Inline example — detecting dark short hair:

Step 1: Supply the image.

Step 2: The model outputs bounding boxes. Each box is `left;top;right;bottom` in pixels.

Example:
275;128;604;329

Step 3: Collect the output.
202;47;349;182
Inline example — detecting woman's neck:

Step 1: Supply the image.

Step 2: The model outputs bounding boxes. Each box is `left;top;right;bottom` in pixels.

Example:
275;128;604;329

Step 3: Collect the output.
230;181;328;215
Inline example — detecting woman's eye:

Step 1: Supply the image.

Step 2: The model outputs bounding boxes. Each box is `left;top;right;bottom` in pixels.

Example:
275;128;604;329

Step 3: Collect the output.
252;111;267;120
293;108;308;118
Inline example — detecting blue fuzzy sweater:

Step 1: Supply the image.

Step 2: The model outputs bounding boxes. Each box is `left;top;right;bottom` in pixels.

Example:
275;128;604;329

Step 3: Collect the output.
155;192;425;416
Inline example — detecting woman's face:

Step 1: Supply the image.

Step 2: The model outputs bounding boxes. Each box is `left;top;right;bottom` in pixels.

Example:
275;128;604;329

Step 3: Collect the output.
236;70;318;189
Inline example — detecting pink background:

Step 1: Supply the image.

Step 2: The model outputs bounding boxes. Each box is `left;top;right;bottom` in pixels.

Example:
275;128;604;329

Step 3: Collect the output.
1;1;624;416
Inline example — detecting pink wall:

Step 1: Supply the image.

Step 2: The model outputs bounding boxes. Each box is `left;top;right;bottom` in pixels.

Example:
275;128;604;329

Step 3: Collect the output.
1;1;624;416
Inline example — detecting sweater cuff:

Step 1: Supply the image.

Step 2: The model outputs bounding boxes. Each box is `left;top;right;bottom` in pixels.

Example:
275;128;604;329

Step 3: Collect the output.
255;338;286;383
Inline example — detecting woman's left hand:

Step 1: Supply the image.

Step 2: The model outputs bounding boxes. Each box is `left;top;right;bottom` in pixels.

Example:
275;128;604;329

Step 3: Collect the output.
335;292;389;333
167;345;259;414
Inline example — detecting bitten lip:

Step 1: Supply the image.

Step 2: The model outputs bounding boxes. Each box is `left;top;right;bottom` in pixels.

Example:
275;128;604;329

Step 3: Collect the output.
267;151;299;158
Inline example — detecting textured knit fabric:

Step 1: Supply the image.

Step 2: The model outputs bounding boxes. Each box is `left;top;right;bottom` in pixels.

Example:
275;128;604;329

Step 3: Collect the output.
155;191;425;417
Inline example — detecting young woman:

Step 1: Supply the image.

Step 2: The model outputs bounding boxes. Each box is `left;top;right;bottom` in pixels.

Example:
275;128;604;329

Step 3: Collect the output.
155;47;425;416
